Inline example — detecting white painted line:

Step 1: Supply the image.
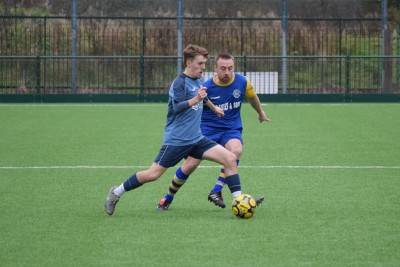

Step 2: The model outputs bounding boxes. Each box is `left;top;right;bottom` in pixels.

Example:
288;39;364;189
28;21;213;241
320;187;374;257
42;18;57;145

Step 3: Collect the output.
0;165;399;170
1;103;399;107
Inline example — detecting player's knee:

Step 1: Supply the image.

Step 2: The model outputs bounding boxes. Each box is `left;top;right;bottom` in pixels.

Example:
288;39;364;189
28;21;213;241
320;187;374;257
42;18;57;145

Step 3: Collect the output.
224;160;238;176
230;148;242;159
181;164;196;175
181;159;199;175
225;151;237;167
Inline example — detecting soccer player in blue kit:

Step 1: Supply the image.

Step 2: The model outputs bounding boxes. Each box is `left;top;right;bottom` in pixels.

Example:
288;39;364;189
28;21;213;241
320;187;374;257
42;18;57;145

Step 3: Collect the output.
104;45;245;215
157;53;271;210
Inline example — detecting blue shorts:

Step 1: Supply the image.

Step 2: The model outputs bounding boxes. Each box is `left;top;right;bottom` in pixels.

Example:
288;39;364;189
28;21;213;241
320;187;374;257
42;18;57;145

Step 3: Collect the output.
154;137;218;168
206;129;243;147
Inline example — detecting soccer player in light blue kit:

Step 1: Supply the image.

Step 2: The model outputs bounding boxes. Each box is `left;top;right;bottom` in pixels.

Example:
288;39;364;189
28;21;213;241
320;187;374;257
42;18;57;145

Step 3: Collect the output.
157;53;270;210
104;45;244;215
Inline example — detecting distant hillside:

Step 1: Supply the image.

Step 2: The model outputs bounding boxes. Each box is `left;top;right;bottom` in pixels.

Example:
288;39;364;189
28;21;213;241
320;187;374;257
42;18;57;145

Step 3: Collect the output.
0;0;385;18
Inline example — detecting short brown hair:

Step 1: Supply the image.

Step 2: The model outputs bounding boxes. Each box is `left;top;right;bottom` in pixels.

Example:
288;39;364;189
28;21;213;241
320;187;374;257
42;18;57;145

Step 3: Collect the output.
183;44;209;67
214;53;234;65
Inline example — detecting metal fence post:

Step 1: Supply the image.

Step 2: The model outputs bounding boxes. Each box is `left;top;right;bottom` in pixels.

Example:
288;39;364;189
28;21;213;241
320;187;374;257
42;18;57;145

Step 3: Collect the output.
338;19;343;89
177;0;183;75
243;55;247;76
142;18;146;56
36;55;41;95
397;26;400;85
71;0;77;94
240;19;244;56
140;55;144;96
381;0;388;93
345;55;350;95
281;0;288;94
43;16;47;92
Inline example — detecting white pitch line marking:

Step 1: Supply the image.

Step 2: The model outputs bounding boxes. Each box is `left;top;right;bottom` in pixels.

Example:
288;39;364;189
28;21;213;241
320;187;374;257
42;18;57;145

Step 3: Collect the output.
0;165;399;170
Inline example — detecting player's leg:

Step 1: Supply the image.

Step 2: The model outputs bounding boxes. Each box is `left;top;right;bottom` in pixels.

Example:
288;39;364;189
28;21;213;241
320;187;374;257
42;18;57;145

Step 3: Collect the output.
222;138;264;206
105;163;167;215
105;144;188;215
157;157;201;211
202;144;242;200
211;138;243;193
211;138;264;206
152;144;200;211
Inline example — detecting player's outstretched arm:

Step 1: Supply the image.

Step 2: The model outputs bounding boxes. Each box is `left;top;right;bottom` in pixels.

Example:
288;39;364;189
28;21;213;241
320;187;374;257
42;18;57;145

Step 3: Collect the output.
248;95;271;123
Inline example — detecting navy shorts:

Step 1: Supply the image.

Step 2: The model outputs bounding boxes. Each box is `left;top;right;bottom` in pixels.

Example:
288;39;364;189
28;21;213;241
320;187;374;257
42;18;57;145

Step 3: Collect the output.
154;137;218;168
206;129;243;147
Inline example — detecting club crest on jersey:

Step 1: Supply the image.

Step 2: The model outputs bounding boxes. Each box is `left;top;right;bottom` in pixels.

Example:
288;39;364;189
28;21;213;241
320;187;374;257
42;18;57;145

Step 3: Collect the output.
233;89;241;98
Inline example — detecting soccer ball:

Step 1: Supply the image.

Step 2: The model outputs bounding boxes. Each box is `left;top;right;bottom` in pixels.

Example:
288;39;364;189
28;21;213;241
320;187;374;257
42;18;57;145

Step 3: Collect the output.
232;194;257;219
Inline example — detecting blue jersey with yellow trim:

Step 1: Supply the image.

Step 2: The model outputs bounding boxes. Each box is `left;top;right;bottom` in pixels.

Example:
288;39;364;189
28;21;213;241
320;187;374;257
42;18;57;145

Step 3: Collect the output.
201;73;256;135
163;73;204;146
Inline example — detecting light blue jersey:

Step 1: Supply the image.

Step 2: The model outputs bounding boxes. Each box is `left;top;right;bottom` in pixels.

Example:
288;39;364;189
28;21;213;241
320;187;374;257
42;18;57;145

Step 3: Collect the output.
163;73;205;146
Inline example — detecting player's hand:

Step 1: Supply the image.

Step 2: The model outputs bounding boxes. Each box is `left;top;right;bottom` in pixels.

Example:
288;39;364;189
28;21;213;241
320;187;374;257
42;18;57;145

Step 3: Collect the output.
197;87;208;101
214;106;224;117
259;111;271;123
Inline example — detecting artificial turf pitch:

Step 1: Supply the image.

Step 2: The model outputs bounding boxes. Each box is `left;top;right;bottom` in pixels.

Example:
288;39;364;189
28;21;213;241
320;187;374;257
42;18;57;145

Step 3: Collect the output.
1;103;399;266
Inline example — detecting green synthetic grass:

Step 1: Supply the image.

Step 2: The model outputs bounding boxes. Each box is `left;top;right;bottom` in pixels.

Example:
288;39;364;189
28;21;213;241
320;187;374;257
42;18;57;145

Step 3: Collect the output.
1;103;399;267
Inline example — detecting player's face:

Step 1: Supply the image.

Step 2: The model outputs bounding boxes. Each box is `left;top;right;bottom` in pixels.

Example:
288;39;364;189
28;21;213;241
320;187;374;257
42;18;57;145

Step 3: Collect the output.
185;55;207;79
215;58;234;84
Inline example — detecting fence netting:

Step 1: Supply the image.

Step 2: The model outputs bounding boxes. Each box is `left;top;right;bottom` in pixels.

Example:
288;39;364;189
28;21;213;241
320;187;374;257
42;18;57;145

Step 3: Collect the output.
0;0;399;95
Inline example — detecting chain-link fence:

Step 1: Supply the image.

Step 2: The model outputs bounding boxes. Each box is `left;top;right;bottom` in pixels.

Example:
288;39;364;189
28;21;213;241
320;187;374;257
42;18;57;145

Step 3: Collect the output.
1;55;398;95
0;0;399;100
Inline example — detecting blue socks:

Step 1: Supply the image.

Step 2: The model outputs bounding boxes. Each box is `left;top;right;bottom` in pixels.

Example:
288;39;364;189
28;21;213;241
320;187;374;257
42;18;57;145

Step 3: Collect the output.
165;167;190;203
123;173;143;191
225;174;242;197
212;160;240;193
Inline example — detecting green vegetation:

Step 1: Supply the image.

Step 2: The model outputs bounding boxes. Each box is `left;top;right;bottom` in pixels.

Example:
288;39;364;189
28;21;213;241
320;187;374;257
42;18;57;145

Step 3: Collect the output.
1;103;399;266
0;16;388;56
0;3;398;93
